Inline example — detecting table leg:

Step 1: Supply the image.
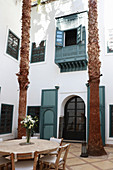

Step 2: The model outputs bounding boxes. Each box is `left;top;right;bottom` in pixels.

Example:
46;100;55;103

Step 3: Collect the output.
11;153;15;170
37;154;40;169
33;151;38;170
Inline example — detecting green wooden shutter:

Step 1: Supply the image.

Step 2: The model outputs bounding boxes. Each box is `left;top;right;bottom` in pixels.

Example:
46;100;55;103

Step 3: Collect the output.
56;29;64;47
99;86;105;145
31;41;46;63
87;86;105;145
0;104;13;134
77;25;82;44
6;29;20;60
109;105;113;137
87;85;90;143
40;89;58;139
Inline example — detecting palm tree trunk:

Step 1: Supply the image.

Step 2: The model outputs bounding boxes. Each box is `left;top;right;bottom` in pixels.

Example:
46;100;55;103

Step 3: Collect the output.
88;0;106;156
17;0;31;138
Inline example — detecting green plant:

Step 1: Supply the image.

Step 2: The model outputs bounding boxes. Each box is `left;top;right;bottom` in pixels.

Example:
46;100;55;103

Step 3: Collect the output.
21;115;38;130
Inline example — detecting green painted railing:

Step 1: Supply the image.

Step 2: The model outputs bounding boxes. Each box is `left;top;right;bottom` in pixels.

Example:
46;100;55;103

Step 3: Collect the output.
55;44;87;72
55;44;87;63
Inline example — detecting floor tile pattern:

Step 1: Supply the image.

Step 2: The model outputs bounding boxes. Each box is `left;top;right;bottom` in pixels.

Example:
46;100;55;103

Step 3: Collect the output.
65;143;113;170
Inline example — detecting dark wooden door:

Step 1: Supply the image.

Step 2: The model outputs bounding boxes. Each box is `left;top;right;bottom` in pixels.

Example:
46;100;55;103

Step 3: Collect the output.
63;96;86;140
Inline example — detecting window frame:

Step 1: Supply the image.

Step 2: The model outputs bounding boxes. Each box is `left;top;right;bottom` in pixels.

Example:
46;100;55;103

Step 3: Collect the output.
6;29;20;60
30;40;46;63
105;28;113;55
56;25;82;48
64;28;77;47
0;104;14;134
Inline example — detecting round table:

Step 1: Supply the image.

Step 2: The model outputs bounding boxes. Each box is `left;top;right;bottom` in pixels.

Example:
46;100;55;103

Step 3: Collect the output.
0;139;59;170
0;139;59;154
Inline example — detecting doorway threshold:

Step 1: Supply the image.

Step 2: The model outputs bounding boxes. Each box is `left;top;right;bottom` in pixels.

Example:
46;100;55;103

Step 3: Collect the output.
63;139;83;143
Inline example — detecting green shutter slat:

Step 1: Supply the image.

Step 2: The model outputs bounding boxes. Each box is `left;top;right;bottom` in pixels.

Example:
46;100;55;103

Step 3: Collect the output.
77;25;82;44
56;29;64;47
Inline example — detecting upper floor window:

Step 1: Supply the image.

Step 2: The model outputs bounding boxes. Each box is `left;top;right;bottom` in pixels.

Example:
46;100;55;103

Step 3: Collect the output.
65;29;77;46
55;12;87;47
55;12;88;72
31;40;46;63
6;29;20;60
56;25;82;47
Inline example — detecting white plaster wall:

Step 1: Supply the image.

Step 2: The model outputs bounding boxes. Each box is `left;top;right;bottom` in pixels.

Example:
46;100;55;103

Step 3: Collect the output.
29;0;88;138
0;0;22;139
98;0;113;144
29;0;88;103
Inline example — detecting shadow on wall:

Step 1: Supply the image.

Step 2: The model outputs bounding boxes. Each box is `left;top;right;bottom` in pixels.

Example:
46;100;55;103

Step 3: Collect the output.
31;0;88;48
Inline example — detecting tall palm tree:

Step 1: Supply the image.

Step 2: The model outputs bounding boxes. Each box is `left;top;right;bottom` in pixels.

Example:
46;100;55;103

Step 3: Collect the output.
16;0;55;139
16;0;57;138
16;0;31;138
88;0;106;156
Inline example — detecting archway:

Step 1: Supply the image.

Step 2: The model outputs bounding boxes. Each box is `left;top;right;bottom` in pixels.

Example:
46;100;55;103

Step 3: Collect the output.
63;96;86;141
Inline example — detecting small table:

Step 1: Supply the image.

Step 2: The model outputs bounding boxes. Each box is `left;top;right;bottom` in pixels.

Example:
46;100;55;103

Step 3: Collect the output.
0;139;59;170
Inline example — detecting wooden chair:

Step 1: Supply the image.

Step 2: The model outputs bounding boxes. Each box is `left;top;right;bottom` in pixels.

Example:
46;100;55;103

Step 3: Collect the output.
50;137;63;146
0;138;11;169
47;137;63;156
37;137;63;168
39;137;63;157
39;143;70;170
0;157;11;170
11;151;38;170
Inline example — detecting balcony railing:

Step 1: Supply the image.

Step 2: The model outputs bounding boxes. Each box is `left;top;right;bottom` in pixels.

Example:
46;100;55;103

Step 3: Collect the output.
55;44;87;72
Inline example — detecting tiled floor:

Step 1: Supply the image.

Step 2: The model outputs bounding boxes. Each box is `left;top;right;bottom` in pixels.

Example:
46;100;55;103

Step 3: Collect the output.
65;143;113;170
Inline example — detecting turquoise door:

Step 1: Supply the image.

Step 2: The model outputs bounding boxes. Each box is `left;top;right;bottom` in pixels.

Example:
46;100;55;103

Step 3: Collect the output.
40;89;58;139
87;86;105;145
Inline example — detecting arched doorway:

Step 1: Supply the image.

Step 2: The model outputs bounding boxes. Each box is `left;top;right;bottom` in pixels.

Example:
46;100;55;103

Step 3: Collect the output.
63;96;86;141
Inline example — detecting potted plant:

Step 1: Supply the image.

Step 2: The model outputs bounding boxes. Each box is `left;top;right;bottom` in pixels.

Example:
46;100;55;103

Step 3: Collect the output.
21;115;38;143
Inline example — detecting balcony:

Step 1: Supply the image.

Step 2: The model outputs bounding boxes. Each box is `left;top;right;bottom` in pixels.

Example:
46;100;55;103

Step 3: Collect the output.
55;44;88;72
